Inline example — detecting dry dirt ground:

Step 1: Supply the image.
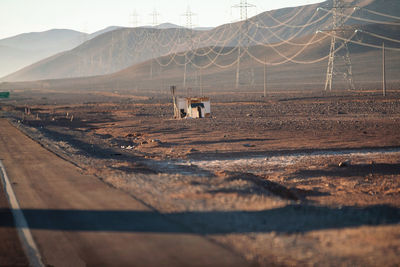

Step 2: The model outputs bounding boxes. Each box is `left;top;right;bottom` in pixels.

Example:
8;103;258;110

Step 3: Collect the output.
1;89;400;266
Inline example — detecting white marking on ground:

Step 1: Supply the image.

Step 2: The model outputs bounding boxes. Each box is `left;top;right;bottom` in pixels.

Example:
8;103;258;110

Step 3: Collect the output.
0;160;45;267
184;148;400;174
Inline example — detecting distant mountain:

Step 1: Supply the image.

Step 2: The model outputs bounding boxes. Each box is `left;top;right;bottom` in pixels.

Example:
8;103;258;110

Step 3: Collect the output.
143;23;212;30
156;23;184;29
2;22;398;94
0;45;45;81
89;26;122;39
0;29;85;52
194;27;214;31
0;27;120;78
1;27;195;82
2;0;400;82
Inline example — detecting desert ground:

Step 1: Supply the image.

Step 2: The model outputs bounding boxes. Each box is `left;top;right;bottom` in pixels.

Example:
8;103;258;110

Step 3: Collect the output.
1;88;400;266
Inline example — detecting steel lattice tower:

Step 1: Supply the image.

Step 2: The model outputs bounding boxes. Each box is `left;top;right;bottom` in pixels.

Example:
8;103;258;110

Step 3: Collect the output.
233;0;255;89
149;9;160;79
130;11;139;28
182;6;196;89
324;0;355;91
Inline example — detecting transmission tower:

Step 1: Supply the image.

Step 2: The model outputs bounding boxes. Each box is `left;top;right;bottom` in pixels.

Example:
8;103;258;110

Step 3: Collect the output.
149;9;160;79
150;8;160;27
182;6;196;89
324;0;355;91
233;0;256;89
130;10;139;27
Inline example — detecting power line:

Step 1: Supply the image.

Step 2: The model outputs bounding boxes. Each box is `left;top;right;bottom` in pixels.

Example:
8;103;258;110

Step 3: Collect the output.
78;2;399;92
319;7;400;26
358;29;400;44
361;7;400;20
322;30;400;51
248;10;331;47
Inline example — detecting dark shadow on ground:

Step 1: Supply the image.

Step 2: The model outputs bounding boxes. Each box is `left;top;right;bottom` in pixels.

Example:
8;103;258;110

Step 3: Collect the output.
226;172;299;200
17;119;214;176
0;205;399;234
291;163;400;179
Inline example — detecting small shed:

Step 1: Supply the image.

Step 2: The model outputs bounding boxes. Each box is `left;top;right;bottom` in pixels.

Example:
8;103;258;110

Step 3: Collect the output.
175;97;211;119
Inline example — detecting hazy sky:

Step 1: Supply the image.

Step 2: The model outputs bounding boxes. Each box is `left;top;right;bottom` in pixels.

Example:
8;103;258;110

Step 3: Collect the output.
0;0;324;39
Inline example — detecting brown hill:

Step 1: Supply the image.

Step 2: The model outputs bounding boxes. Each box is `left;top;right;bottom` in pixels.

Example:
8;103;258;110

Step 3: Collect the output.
0;27;122;78
3;0;399;83
2;22;399;94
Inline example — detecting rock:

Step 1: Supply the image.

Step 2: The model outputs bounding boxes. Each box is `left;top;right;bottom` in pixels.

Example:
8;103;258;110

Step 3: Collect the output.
338;160;350;167
246;113;253;117
243;144;256;148
127;132;142;137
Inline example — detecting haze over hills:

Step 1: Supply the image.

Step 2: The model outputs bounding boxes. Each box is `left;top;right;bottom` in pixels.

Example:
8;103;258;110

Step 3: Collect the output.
0;27;121;78
0;29;84;78
2;21;399;96
1;0;399;83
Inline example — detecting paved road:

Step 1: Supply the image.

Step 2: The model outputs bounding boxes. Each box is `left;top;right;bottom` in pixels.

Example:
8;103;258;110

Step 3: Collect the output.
0;172;29;266
0;119;249;267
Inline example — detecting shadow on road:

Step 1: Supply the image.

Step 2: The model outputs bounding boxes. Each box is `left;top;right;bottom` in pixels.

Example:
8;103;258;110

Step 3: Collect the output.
292;163;400;179
1;204;399;234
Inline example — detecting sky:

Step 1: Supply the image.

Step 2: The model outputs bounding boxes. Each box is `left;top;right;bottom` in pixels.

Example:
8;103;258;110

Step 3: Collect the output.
0;0;324;39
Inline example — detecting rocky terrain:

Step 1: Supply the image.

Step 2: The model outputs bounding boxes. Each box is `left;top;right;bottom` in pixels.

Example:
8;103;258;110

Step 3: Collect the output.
1;89;399;266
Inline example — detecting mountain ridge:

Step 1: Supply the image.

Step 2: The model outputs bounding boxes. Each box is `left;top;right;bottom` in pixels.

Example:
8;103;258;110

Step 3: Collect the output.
2;0;399;82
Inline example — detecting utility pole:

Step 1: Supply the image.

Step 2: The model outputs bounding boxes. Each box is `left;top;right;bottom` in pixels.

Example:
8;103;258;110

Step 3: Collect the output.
233;0;256;89
200;68;203;96
383;42;386;96
170;85;178;118
149;9;160;79
182;6;196;89
263;56;267;98
323;0;356;91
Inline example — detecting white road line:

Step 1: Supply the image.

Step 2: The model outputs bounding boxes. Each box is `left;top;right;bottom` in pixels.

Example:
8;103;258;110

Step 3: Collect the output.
0;160;44;267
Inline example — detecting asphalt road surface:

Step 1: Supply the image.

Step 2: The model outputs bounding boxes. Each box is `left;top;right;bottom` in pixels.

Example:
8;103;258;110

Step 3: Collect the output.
0;119;249;267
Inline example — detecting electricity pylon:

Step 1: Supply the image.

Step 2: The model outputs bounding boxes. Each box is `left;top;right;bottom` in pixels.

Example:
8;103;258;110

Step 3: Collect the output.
182;6;196;89
233;0;256;89
149;9;160;79
324;0;355;91
130;10;139;27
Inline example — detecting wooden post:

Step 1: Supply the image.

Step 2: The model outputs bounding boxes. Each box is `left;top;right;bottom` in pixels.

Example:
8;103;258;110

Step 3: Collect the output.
183;56;187;89
170;86;177;118
382;42;386;97
263;56;267;98
150;58;153;79
236;47;241;89
200;69;203;96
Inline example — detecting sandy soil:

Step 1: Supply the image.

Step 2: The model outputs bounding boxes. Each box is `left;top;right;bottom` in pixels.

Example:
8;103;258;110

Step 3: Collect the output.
1;89;399;266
